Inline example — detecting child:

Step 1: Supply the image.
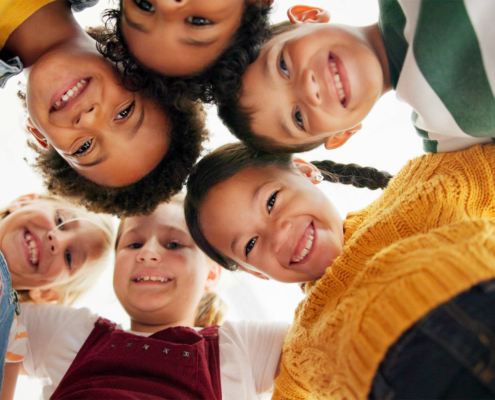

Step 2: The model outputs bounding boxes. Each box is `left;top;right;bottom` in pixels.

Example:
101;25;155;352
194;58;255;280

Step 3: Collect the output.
218;1;495;154
0;193;114;394
98;0;273;104
17;196;288;399
184;142;495;398
0;0;208;216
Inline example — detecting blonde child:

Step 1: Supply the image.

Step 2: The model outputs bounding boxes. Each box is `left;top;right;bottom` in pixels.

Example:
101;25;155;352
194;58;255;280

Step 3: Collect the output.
185;142;495;399
17;196;287;399
0;193;114;397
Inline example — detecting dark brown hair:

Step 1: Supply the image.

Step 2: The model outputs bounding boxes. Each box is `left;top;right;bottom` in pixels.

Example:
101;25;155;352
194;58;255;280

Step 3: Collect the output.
185;142;392;271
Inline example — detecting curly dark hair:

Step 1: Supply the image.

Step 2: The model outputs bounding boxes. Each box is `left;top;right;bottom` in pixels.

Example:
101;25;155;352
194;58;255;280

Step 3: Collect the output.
185;142;392;271
95;2;272;107
30;101;208;217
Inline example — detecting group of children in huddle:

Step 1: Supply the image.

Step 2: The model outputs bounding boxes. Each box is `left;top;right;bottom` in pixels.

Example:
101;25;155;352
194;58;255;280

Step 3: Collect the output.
1;0;495;398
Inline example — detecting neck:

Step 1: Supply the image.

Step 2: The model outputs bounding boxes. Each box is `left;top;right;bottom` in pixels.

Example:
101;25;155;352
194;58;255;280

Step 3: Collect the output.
362;23;392;95
130;315;196;334
1;1;87;68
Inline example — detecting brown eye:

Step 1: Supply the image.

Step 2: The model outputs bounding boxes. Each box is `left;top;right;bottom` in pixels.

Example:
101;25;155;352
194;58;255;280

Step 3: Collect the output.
267;191;278;213
245;237;257;256
186;16;212;26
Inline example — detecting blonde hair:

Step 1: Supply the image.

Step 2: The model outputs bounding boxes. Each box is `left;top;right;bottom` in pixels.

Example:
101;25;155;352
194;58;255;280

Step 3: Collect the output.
117;193;227;327
0;194;115;306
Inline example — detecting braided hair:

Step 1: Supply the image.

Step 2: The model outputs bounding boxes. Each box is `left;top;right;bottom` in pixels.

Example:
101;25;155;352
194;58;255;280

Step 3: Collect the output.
311;160;392;190
185;142;392;271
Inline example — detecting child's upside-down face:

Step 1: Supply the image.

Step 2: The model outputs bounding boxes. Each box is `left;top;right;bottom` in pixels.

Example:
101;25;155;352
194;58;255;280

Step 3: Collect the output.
199;162;344;283
240;22;385;149
121;0;249;76
25;43;170;187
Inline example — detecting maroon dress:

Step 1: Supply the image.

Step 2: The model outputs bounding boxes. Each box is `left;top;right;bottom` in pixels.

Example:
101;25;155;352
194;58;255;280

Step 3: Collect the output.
50;318;222;399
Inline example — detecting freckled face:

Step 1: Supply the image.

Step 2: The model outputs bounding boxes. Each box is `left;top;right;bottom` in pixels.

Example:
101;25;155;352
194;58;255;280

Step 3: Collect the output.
26;41;170;187
0;200;107;290
199;165;344;283
240;23;384;147
122;0;246;76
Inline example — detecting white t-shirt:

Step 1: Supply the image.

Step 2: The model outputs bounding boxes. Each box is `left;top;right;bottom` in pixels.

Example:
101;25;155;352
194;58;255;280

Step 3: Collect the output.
19;304;288;400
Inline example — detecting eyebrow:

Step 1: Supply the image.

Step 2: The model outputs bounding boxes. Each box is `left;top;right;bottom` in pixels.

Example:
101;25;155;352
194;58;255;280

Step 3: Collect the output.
124;13;150;34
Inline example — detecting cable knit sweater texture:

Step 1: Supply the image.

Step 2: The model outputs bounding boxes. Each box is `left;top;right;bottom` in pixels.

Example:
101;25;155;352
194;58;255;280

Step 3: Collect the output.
273;144;495;400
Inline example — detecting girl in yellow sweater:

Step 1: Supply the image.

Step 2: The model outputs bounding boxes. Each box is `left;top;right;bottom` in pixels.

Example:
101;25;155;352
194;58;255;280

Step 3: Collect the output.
185;142;495;399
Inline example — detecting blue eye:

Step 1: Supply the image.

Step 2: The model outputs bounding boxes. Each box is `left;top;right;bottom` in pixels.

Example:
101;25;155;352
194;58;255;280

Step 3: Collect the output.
186;16;212;26
165;242;182;250
56;212;65;231
115;101;135;120
65;250;72;270
294;108;304;129
134;0;154;12
245;237;257;256
267;191;278;213
279;53;289;77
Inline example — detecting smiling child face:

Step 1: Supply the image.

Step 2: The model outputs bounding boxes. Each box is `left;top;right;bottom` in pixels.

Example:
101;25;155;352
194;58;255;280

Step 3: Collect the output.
199;163;344;283
240;21;387;149
114;202;219;329
0;199;107;290
25;41;170;187
121;0;248;76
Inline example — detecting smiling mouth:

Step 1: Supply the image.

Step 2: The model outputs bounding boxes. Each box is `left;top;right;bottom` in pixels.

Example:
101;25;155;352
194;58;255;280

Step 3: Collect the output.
51;78;90;112
329;55;346;106
290;223;315;264
133;275;173;283
24;230;39;268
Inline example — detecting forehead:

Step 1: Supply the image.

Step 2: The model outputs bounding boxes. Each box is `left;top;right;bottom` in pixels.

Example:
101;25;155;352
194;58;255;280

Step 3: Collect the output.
122;203;187;235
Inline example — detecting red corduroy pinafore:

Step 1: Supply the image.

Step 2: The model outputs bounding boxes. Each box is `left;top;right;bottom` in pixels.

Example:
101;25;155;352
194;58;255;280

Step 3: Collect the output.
50;318;222;399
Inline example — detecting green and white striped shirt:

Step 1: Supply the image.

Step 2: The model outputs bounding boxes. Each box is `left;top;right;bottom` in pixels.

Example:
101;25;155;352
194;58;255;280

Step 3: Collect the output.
379;0;495;153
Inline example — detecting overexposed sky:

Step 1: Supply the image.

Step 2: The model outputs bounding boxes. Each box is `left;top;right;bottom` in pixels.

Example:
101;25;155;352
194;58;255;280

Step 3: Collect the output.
0;0;424;397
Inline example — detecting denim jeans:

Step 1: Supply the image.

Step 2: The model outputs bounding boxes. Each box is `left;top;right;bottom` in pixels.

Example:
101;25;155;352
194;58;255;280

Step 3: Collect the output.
0;252;16;391
370;279;495;400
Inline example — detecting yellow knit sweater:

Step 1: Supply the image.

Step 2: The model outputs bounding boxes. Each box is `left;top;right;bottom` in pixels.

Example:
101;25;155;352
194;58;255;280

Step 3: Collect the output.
273;144;495;400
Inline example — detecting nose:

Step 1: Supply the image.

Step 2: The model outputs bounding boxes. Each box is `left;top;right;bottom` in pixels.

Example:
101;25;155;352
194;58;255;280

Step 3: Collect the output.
270;219;292;254
159;0;186;13
48;232;62;255
136;240;162;263
74;105;97;128
299;69;321;107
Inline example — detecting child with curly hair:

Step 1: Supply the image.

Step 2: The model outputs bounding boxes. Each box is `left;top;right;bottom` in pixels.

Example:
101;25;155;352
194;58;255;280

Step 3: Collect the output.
218;1;495;155
0;0;208;217
15;195;287;399
184;142;495;399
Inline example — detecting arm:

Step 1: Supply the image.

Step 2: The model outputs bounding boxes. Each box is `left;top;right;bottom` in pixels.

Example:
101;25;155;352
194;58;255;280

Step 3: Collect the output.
0;362;19;400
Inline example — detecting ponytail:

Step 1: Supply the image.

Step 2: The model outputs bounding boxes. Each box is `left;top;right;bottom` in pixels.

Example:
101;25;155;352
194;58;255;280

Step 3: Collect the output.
194;292;228;328
311;160;392;190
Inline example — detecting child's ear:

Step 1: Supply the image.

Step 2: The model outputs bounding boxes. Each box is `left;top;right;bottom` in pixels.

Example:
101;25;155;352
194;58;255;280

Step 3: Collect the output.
292;158;323;184
26;118;48;149
8;194;40;213
236;266;269;280
287;6;330;24
29;288;60;304
205;262;222;292
324;124;362;150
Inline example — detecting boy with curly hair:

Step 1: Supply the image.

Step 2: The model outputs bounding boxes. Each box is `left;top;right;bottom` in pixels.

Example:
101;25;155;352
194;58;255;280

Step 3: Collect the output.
218;1;495;154
0;0;208;217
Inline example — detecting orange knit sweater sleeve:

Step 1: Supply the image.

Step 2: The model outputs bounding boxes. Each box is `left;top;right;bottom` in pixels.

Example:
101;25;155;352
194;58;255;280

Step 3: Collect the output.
274;144;495;400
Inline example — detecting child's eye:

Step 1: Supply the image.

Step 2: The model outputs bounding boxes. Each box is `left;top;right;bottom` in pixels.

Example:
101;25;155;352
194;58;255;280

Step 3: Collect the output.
115;101;135;121
134;0;154;12
245;237;257;257
65;250;72;270
294;108;304;130
165;242;182;250
56;212;65;231
279;53;289;77
128;243;143;249
186;16;212;26
72;140;92;157
267;191;278;213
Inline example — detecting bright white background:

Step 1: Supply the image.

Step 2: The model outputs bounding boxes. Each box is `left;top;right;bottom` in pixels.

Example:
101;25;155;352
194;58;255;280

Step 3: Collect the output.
0;0;423;397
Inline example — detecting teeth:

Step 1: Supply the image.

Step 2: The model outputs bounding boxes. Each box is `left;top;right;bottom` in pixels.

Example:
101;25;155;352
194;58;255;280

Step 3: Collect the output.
54;79;89;110
135;275;170;283
62;94;69;101
24;232;39;265
330;58;346;104
291;227;315;263
77;82;84;88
